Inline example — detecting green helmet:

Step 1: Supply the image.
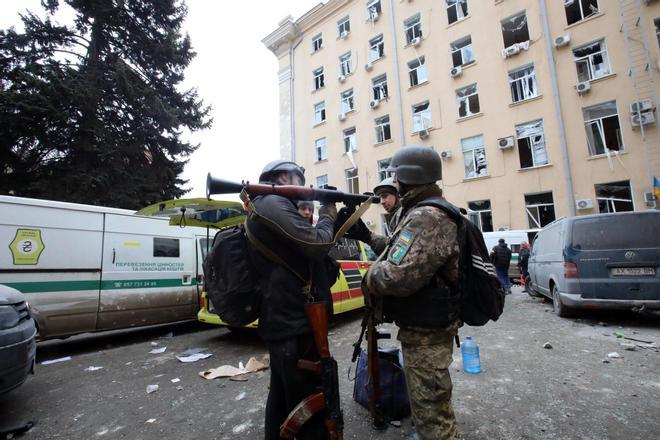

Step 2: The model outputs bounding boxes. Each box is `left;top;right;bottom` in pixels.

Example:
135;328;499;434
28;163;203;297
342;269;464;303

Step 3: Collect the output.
259;160;306;185
373;177;397;196
387;145;442;185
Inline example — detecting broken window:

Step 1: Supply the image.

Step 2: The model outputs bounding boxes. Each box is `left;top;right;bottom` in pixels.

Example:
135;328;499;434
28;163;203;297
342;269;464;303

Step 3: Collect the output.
404;14;422;45
446;0;468;25
367;0;381;21
456;83;480;118
372;74;388;100
369;34;385;61
313;67;324;90
461;134;487;178
595;180;634;213
509;64;538;102
339;52;352;76
573;39;610;82
451;35;474;67
501;11;530;49
314;101;326;124
340;89;354;113
583;100;623;156
408;56;427;87
316;174;328;188
377;158;393;181
468;200;493;232
565;0;599;26
338;16;351;37
412;101;432;132
343;127;358;153
315;137;328;161
516;120;548;169
345;168;359;194
525;192;555;229
312;34;323;52
375;115;391;143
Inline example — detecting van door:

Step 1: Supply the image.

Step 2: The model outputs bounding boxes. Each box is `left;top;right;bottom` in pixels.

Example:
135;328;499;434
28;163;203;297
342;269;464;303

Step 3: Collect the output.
570;213;660;301
195;234;213;302
97;214;196;331
328;238;366;313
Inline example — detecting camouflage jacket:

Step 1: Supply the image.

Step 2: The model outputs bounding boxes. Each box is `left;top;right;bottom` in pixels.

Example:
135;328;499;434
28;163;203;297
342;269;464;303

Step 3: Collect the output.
366;201;401;255
364;184;461;344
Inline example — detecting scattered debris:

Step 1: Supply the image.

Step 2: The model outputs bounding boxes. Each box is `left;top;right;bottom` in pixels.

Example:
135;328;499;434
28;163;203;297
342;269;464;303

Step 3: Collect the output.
614;331;654;344
176;386;184;391
602;359;610;364
390;420;402;428
171;378;181;383
177;353;212;363
636;342;658;350
146;384;159;394
542;342;553;349
145;419;156;424
199;357;269;380
41;356;72;365
149;347;167;354
150;342;159;347
620;343;637;351
231;421;253;434
235;392;246;401
607;352;622;359
230;376;249;382
84;366;104;372
154;374;164;378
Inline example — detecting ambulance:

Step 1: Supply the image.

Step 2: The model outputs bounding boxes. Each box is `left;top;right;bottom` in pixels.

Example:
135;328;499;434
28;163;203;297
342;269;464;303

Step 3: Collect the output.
0;196;244;339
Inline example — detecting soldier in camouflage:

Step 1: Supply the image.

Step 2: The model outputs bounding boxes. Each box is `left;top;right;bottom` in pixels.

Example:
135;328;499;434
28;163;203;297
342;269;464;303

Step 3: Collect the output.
362;146;461;440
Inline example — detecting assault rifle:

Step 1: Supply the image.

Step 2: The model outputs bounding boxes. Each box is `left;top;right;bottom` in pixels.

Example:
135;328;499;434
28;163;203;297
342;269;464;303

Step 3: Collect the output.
206;174;379;205
280;302;343;440
351;295;390;430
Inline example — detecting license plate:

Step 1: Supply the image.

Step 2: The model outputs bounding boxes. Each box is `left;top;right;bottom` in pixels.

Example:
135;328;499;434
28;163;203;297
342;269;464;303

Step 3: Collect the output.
610;267;656;276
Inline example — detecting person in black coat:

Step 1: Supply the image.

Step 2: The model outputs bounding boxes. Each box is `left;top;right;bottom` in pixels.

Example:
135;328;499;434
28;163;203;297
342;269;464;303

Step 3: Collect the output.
491;238;512;293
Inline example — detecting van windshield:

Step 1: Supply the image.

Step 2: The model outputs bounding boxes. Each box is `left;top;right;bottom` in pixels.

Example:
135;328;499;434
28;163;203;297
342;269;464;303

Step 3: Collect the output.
571;214;660;250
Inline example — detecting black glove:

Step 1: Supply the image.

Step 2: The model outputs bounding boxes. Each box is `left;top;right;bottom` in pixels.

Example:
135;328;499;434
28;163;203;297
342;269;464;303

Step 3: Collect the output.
334;206;352;233
345;218;371;243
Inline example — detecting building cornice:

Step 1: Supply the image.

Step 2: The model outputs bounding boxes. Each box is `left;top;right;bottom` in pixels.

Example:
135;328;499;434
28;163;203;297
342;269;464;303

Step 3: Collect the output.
295;0;353;34
262;15;301;57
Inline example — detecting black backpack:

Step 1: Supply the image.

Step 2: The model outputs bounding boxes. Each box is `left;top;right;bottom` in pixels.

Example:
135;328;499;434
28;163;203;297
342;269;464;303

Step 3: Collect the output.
417;198;505;326
203;225;260;326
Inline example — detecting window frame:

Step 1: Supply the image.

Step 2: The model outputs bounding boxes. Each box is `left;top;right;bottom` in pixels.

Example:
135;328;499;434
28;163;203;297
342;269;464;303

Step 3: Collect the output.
467;200;493;233
343;127;358;153
372;74;388;101
446;0;469;25
573;39;611;83
153;237;180;258
315;137;328;161
341;89;355;113
450;35;474;68
377;158;393;181
461;134;488;178
456;83;480;118
339;52;353;76
408;56;427;87
524;192;556;229
375;115;392;144
369;34;385;62
338;16;351;37
312;34;323;52
367;0;382;21
501;11;530;49
412;101;432;132
582;100;623;156
313;67;325;90
508;64;538;103
565;0;599;26
314;101;326;125
316;174;329;188
404;14;422;45
595;180;634;213
345;168;359;194
516;119;548;169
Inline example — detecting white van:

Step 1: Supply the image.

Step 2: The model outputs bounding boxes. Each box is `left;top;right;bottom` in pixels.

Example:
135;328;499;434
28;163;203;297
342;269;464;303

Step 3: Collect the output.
483;230;530;281
0;196;242;339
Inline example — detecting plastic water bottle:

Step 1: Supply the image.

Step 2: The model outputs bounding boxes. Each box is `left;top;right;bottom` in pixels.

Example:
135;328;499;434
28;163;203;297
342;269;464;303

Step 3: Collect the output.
461;336;481;374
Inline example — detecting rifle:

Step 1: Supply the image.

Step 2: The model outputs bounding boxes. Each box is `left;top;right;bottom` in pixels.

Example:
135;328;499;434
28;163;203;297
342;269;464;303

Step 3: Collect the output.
280;302;343;440
206;174;379;206
351;296;389;430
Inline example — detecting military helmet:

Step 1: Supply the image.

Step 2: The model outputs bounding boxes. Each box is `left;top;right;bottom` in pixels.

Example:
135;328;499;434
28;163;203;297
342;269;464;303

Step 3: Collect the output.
259;160;306;185
373;177;397;196
387;145;442;185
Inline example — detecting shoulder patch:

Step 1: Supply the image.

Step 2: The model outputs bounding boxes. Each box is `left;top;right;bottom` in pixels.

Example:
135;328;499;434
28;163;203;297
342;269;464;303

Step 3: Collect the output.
387;226;416;265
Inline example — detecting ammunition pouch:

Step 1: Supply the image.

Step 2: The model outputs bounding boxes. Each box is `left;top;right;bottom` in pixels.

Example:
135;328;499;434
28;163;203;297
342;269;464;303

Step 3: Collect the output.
383;284;460;329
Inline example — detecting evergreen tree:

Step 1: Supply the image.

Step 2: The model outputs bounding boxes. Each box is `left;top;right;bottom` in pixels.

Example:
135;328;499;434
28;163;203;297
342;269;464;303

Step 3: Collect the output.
0;0;211;209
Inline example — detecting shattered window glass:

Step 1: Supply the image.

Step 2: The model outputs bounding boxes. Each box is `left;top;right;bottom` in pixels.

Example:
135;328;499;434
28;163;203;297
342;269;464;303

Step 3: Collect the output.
451;35;474;67
412;101;431;132
501;11;530;48
447;0;468;25
408;56;427;86
509;64;538;102
468;200;493;232
525;192;555;229
404;14;422;44
565;0;599;26
369;34;385;61
461;134;487;178
456;83;480;118
573;40;610;82
516;119;548;169
595;180;633;213
372;74;388;100
582;100;622;156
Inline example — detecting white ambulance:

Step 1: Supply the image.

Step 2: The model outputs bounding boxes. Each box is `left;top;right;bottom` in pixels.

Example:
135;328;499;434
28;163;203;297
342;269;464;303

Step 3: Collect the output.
0;196;244;339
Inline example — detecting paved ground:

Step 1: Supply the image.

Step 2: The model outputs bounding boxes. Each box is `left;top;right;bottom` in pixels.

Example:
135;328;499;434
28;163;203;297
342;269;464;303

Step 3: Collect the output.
1;286;659;439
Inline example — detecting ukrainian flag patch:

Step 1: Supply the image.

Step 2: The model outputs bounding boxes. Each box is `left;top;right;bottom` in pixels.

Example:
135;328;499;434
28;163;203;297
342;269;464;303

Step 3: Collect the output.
388;226;415;265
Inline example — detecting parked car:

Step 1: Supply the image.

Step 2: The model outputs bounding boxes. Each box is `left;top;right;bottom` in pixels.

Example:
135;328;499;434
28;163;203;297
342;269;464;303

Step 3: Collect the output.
527;210;660;317
0;284;37;394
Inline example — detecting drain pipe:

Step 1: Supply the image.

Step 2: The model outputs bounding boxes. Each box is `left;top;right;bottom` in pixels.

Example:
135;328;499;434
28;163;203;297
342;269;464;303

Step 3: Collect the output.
387;0;406;146
289;35;303;162
540;0;576;217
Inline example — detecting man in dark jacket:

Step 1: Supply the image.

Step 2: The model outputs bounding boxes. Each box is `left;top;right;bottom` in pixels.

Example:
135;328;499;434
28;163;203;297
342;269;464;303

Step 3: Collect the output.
491;238;512;294
246;160;337;439
518;242;530;292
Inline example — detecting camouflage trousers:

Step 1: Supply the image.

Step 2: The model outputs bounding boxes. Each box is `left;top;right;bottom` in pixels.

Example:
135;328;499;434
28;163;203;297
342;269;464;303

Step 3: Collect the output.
401;336;458;440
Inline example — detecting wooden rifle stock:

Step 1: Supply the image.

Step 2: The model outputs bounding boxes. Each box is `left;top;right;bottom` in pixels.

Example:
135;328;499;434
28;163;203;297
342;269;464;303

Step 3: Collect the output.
206;173;378;205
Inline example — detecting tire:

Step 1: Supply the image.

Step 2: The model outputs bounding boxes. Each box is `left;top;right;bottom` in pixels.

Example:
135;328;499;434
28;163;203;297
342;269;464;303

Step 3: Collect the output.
552;284;574;318
526;276;541;298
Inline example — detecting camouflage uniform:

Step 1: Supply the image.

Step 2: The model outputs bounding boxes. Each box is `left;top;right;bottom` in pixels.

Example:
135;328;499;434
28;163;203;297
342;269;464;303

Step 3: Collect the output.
364;184;460;440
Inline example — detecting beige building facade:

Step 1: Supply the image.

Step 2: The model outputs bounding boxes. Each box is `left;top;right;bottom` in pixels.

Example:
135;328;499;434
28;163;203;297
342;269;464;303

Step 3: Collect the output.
263;0;660;234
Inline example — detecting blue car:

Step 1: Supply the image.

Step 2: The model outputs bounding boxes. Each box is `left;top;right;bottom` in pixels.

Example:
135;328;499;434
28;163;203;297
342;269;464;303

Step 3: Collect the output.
0;285;37;394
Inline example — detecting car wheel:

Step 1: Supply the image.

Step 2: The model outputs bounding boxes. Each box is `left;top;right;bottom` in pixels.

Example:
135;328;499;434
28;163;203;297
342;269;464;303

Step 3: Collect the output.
552;285;574;318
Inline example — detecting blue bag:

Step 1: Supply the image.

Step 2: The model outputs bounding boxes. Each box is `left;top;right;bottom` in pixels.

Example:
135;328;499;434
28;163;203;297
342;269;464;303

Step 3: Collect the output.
352;347;411;421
